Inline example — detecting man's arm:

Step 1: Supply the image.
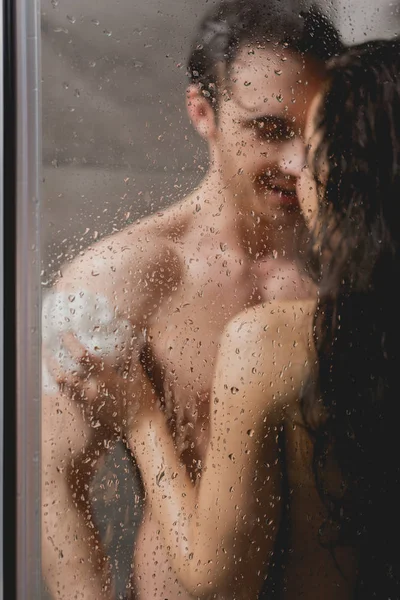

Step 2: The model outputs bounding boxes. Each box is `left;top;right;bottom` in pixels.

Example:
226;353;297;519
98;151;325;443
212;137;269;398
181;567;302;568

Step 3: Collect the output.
42;387;113;600
41;230;182;598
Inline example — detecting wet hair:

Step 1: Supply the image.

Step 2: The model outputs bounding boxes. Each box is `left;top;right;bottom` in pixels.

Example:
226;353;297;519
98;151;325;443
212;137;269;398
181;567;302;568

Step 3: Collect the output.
187;0;344;108
302;40;400;597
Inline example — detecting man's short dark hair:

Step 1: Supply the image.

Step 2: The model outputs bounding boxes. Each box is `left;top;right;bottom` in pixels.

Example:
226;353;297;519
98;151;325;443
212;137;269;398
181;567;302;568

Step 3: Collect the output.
187;0;344;107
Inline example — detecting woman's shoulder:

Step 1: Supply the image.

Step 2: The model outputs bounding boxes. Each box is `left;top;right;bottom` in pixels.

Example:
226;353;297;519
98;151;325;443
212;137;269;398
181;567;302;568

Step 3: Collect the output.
219;299;317;413
224;299;316;348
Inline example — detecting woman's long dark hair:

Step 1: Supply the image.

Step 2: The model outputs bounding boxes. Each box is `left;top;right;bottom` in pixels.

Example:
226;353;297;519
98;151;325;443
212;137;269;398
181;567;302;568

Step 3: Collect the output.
301;40;400;597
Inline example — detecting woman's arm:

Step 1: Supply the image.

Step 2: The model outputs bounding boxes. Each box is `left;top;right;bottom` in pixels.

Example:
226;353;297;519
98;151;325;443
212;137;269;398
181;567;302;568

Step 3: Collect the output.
131;302;312;597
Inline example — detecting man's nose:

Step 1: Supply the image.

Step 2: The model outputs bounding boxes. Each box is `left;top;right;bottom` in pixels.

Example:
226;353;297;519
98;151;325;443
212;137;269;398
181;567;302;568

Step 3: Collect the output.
278;138;305;178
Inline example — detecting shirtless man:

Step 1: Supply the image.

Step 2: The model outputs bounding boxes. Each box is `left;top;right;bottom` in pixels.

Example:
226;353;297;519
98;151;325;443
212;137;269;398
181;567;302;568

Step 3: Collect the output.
41;2;343;598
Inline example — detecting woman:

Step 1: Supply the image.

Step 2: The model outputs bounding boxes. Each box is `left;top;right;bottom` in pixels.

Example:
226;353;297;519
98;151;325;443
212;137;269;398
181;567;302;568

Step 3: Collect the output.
129;40;400;599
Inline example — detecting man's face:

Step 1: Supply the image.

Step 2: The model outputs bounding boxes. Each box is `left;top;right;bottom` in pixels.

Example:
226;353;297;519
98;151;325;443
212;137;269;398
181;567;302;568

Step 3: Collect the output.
214;45;323;226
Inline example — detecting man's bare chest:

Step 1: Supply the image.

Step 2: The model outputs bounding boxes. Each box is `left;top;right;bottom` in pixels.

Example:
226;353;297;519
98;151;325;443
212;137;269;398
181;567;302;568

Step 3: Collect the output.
145;256;297;408
141;253;302;464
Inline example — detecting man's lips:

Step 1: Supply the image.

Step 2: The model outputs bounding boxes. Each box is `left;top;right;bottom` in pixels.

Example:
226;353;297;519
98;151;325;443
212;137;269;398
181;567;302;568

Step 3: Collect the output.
255;179;299;205
270;187;299;205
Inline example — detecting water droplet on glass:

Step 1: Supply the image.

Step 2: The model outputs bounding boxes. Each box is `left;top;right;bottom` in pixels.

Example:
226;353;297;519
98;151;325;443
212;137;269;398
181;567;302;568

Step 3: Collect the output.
274;69;282;76
66;15;76;24
62;82;69;90
89;61;97;68
103;29;112;37
228;453;236;461
51;0;59;7
230;386;239;395
74;89;80;97
188;553;194;560
276;94;283;103
244;81;251;87
156;468;165;486
247;429;255;437
91;19;100;26
220;242;227;252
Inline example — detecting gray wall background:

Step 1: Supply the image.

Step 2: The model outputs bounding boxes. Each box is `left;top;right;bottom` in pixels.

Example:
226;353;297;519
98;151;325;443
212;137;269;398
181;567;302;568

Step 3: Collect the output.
41;0;212;280
40;0;400;597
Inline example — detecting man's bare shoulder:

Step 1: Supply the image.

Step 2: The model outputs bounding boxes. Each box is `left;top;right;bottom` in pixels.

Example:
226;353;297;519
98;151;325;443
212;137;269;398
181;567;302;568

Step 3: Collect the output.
42;200;196;387
54;200;194;307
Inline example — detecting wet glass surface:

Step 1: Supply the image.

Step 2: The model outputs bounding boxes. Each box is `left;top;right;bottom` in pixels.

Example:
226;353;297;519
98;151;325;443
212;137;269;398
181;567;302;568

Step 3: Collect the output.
40;1;400;598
